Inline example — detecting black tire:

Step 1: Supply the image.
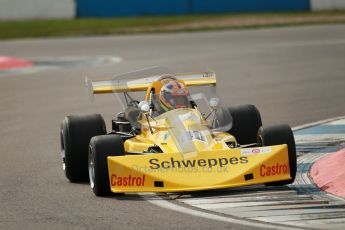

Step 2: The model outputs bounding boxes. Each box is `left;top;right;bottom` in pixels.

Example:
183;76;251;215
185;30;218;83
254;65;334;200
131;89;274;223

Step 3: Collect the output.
228;105;262;145
89;134;124;196
257;125;297;186
214;107;233;131
60;114;106;182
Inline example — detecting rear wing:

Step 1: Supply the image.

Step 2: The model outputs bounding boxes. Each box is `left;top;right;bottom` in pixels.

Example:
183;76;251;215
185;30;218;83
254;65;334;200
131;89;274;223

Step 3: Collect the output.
86;71;216;96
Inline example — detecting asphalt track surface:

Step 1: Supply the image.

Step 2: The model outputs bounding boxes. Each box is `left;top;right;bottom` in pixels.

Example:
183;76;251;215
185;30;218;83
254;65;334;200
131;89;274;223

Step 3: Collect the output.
1;25;345;230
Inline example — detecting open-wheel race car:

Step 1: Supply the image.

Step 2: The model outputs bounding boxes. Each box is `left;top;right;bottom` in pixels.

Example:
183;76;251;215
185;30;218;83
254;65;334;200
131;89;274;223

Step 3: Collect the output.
60;67;296;196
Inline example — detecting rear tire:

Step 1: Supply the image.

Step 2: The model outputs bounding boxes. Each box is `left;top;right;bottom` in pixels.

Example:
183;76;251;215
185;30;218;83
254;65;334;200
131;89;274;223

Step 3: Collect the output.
257;125;297;186
60;114;106;182
228;105;262;145
89;134;125;196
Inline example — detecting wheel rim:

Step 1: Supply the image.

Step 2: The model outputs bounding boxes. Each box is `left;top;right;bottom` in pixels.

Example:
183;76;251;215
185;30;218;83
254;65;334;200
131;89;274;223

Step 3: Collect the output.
88;145;95;189
257;135;264;147
60;130;66;171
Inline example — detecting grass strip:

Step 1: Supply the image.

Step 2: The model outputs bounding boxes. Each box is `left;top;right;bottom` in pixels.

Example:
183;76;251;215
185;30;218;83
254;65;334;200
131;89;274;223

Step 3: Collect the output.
0;11;344;39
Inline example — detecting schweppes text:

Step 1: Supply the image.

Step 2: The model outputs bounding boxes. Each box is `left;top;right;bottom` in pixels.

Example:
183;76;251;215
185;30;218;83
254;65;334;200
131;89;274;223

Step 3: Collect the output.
149;156;248;169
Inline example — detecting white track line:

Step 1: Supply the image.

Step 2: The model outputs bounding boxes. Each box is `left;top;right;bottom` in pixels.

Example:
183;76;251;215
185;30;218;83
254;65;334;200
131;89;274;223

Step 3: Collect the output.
144;193;299;230
292;116;345;131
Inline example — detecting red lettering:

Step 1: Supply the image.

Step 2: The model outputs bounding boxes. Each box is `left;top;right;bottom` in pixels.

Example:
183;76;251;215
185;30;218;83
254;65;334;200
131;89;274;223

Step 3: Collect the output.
117;177;122;186
260;165;266;177
271;164;276;175
136;177;142;186
283;164;287;173
123;177;128;186
110;174;146;187
266;166;271;176
111;175;116;186
131;176;136;186
128;175;132;186
260;164;289;177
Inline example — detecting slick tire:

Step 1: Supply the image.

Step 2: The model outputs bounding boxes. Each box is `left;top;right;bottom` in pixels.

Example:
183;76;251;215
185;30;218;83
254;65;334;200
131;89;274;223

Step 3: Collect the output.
60;114;106;182
257;125;297;186
227;105;262;145
89;134;124;197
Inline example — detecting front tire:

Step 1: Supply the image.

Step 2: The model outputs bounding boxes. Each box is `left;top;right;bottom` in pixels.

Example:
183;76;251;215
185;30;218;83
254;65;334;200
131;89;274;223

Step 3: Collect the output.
257;125;297;186
89;134;124;196
60;114;106;182
228;105;262;145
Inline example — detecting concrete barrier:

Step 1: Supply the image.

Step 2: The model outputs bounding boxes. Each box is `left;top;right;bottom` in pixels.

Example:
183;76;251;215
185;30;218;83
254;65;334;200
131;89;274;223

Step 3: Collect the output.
0;0;75;20
311;0;345;10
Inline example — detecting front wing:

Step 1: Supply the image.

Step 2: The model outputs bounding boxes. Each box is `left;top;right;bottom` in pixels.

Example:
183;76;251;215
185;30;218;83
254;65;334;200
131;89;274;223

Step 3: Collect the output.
107;145;290;193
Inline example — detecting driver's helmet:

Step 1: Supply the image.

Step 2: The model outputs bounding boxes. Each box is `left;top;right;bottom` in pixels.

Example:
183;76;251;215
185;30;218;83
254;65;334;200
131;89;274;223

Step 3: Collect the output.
159;80;190;112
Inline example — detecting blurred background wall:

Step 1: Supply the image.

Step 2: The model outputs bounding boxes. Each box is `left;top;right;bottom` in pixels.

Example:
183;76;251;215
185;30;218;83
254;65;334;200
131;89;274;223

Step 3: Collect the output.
311;0;345;10
0;0;75;20
76;0;310;17
0;0;344;20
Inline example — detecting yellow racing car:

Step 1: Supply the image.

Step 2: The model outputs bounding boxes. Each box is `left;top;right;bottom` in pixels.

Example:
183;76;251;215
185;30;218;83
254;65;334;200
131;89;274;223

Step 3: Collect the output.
60;67;296;196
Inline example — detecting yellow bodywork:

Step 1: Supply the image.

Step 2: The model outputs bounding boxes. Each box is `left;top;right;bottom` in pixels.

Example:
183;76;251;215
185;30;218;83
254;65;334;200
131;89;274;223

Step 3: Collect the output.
89;71;216;94
108;145;290;193
89;71;292;193
107;108;291;193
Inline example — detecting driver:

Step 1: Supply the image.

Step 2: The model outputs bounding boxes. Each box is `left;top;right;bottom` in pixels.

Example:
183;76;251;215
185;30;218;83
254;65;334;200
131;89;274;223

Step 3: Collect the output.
158;80;191;113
